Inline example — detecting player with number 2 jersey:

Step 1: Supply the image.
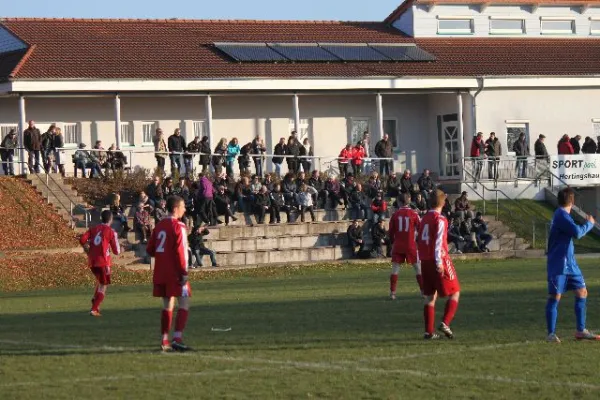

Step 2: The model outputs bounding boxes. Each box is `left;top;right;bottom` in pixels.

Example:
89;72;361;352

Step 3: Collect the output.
417;189;460;340
79;210;120;317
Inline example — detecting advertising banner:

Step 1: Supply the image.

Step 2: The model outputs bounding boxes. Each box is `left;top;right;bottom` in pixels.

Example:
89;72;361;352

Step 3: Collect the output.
550;155;600;187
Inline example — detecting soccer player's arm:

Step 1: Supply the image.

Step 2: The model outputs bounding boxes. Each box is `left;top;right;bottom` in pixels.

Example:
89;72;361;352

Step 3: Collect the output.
79;229;91;252
388;215;397;243
174;224;189;281
146;227;157;257
434;219;445;271
109;229;120;256
560;214;594;240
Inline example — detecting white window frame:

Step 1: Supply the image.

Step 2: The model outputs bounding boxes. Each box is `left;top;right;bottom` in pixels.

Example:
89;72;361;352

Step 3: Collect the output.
288;118;311;143
382;118;399;150
437;16;474;35
489;16;526;35
142;122;157;146
591;118;600;139
590;18;600;35
540;17;576;35
62;123;80;148
193;120;206;139
350;117;371;146
120;122;133;147
505;120;530;156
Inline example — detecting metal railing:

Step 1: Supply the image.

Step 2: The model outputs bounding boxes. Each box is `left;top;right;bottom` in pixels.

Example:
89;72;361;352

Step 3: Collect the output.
463;156;550;186
35;172;91;229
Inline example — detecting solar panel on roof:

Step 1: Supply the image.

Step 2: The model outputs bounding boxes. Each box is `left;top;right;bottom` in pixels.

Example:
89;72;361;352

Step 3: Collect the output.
370;45;436;62
214;43;288;62
320;45;391;62
403;46;436;62
269;44;340;62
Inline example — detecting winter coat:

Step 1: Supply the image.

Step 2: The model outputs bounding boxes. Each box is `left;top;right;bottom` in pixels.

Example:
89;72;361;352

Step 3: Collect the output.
186;140;200;159
199;141;211;165
569;138;581;154
308;177;324;192
214;192;232;213
374;139;393;158
581;139;597;154
153;207;168;223
154;136;168;159
270;191;286;207
226;144;241;163
386;176;400;196
41;131;54;151
188;228;209;250
534;139;549;158
212;145;227;167
23;127;41;151
255;192;271;208
372;224;387;243
239;143;252;168
199;176;214;199
296;187;317;207
454;197;470;212
470;137;485;158
399;176;413;194
134;209;151;227
282;180;298;194
417;175;435;192
325;180;341;194
299;144;313;159
351;146;366;166
168;134;186;153
338;148;352;164
74;149;91;164
251;139;266;161
512;139;529;157
347;225;363;242
485;138;502;158
557;138;574;155
371;198;388;214
273;143;287;164
1;134;17;152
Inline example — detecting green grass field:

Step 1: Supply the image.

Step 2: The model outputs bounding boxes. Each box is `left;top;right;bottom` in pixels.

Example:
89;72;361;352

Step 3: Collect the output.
2;259;600;399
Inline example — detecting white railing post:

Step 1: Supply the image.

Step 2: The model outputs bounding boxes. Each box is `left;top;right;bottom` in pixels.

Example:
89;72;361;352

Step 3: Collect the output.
293;93;300;133
376;92;384;142
205;94;214;147
18;95;26;175
115;95;122;150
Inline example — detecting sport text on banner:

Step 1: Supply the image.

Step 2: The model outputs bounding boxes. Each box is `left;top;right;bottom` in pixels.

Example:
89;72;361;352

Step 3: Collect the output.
550;155;600;187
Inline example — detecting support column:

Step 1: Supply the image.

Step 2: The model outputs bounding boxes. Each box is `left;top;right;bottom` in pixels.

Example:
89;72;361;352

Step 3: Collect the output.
18;95;26;175
292;93;300;133
376;92;384;141
114;95;122;149
457;92;465;177
205;94;213;146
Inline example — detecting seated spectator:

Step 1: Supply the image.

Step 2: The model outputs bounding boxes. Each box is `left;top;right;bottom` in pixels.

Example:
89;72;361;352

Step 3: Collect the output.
447;218;465;254
214;185;237;226
417;169;435;202
269;183;292;223
173;179;191;205
146;176;164;207
348;183;370;221
472;212;492;252
308;170;326;209
371;218;390;258
338;144;352;179
234;176;251;213
74;143;101;179
582;136;598;154
340;174;356;208
365;172;382;198
324;176;343;209
134;202;152;244
153;199;168;224
282;173;298;208
460;217;477;252
371;192;388;223
239;142;252;175
188;225;218;268
399;169;414;197
442;197;452;220
250;175;262;194
254;185;271;224
263;174;275;193
454;191;474;220
93;140;109;171
137;191;154;212
107;144;127;172
386;172;400;200
412;192;427;216
162;177;174;198
297;171;308;186
296;184;317;223
347;220;365;257
109;193;130;238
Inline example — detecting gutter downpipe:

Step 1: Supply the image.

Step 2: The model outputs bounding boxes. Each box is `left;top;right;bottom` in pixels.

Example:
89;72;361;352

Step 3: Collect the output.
472;77;485;137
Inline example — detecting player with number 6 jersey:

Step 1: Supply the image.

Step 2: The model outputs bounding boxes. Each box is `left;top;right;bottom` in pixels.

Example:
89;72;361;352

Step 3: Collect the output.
388;193;423;299
79;210;120;317
146;195;192;352
417;189;460;340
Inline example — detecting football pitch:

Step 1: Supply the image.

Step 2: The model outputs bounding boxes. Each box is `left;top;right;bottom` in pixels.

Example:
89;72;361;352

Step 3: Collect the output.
1;259;600;399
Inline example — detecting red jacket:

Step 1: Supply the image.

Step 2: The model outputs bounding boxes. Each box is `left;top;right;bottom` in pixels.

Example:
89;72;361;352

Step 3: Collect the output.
558;139;574;155
470;138;484;157
339;148;352;164
371;198;388;213
351;146;366;165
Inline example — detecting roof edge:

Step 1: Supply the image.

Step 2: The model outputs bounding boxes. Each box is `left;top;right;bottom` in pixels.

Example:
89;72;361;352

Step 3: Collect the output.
8;44;36;79
384;0;416;25
0;17;385;25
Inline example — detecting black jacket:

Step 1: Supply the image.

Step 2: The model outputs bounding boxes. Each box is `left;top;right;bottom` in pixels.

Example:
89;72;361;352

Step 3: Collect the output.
417;175;434;192
239;143;252;168
569;138;581;154
372;224;387;243
168;134;186;153
188;228;209;250
400;176;413;194
534;139;549;158
374;139;393;158
471;218;487;234
186;140;200;159
308;177;324;192
282;180;297;194
512;139;529;157
41;131;54;150
23;127;41;151
251;139;266;161
255;192;271;208
270;191;286;207
273;143;287;164
386;176;400;196
347;225;363;242
214;191;231;212
199;141;211;165
582;139;597;154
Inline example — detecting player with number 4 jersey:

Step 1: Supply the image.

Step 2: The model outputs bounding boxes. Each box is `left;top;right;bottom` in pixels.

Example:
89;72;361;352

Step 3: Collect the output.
79;210;120;317
417;189;460;340
388;193;423;299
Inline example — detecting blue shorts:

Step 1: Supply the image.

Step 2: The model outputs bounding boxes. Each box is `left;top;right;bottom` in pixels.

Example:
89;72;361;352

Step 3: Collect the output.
548;274;586;295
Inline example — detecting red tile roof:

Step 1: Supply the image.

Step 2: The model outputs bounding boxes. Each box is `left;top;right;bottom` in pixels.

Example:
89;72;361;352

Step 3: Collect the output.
1;18;600;81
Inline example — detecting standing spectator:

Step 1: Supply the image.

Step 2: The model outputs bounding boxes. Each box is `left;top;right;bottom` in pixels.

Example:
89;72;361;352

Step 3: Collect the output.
351;141;366;176
185;136;201;179
146;176;164;207
286;137;301;174
296;184;317;223
417;169;435;203
308;170;326;209
534;134;549;160
1;129;17;176
362;131;372;175
214;186;237;225
581;137;597;154
454;191;473;220
374;133;393;176
270;183;292;223
212;138;228;173
272;138;287;178
251;135;267;177
472;212;492;252
447;218;465;254
485;132;502;180
168;128;186;175
347;220;365;257
134;202;152;244
153;199;168;224
254;185;271;224
512;132;529;178
153;128;168;173
325;176;342;209
41;124;56;173
371;192;388;223
23;120;42;173
238;142;252;175
226;138;241;177
188;225;218;268
470;132;485;181
399;169;414;197
569;135;582;155
371;218;390;258
338;144;352;179
557;134;574;155
198;136;211;173
348;183;369;221
53;127;66;176
195;173;216;226
300;138;313;174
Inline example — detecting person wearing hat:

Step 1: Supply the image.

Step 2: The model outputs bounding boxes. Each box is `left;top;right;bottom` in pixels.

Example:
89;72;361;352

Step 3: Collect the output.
74;143;93;178
0;128;17;176
371;217;391;258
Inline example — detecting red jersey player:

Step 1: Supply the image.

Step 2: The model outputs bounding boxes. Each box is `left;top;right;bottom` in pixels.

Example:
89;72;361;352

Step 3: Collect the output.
146;196;191;352
388;193;423;300
79;210;120;317
417;189;460;340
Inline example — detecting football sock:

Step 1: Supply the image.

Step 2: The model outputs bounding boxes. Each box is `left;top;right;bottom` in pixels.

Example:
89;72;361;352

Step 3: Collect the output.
390;274;398;294
575;297;587;332
442;299;458;326
415;275;423;291
424;305;435;334
161;309;173;337
91;292;105;312
174;309;189;342
546;298;559;334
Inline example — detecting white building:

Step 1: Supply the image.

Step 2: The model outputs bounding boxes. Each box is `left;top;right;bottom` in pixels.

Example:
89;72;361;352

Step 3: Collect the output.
2;0;600;181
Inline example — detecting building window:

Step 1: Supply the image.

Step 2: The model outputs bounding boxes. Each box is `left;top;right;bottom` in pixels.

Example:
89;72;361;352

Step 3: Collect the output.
63;123;80;146
119;122;133;146
142;122;156;145
437;17;474;35
541;18;575;35
383;119;398;149
0;124;18;141
288;118;311;142
590;19;600;35
592;120;600;141
490;18;525;35
506;123;529;155
193;120;206;138
350;118;370;146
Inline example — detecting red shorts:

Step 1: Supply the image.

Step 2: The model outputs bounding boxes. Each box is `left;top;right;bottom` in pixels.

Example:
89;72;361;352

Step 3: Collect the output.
91;266;111;285
421;259;460;297
153;281;192;298
392;249;419;265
